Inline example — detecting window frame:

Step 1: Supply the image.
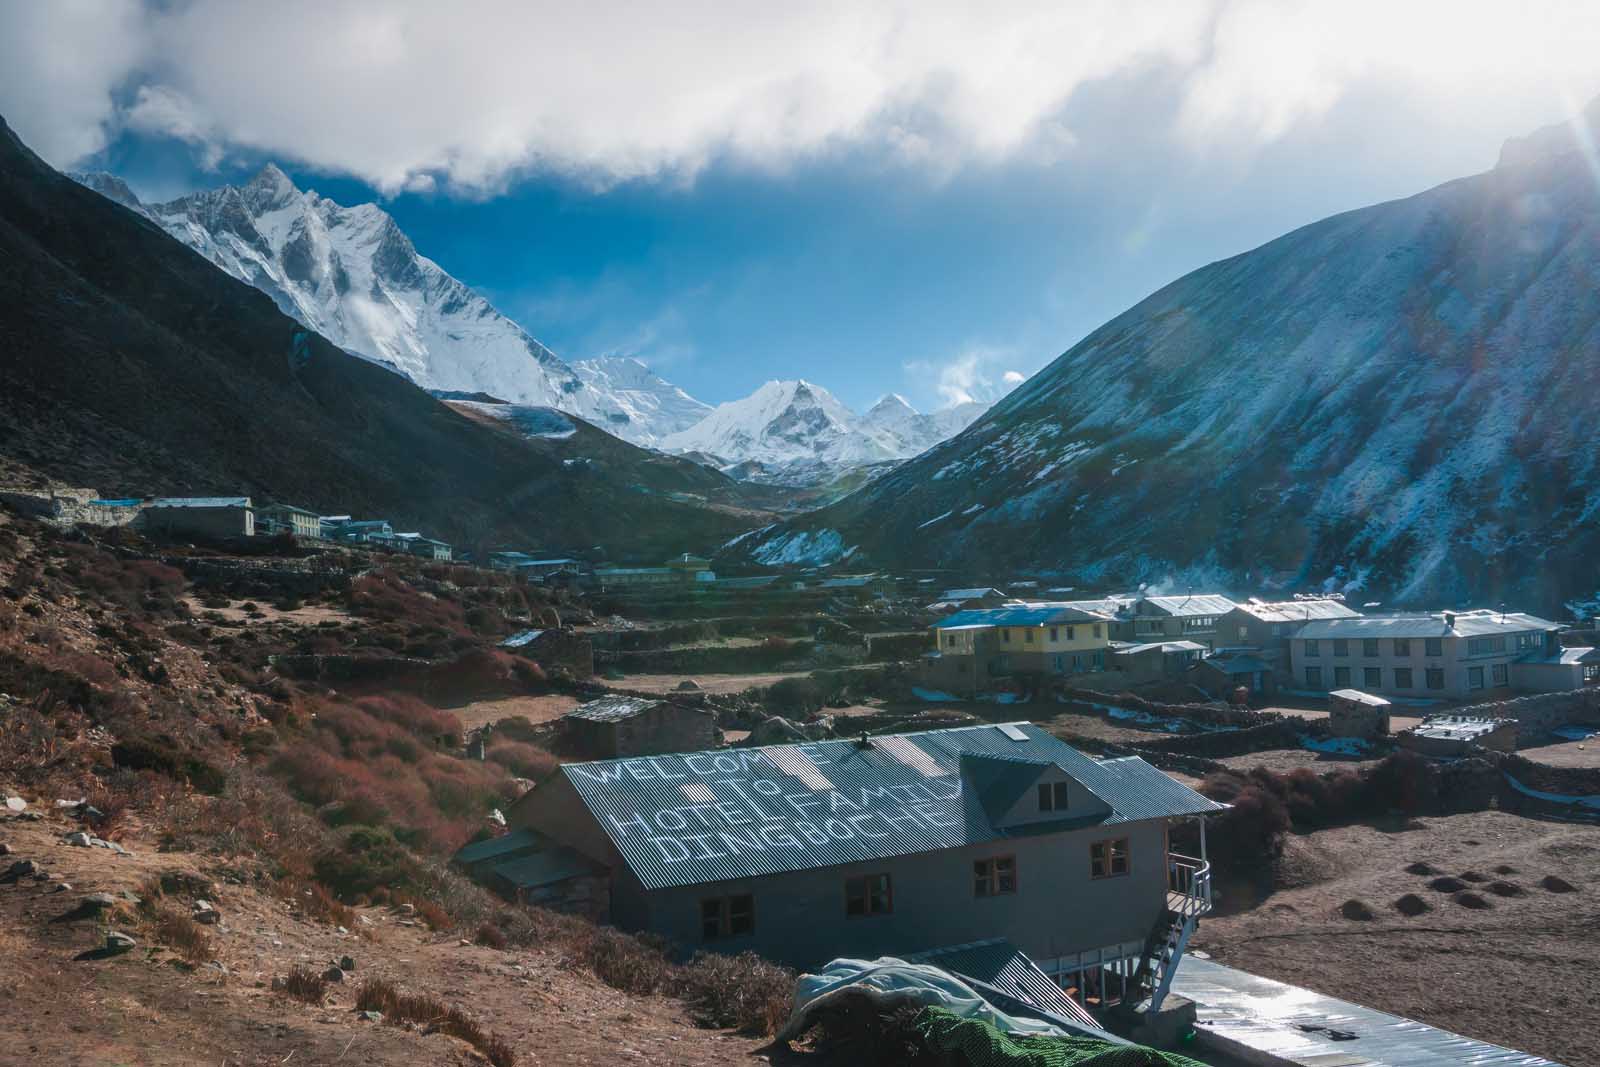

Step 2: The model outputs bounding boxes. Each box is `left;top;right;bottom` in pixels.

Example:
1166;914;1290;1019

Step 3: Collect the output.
1394;667;1413;689
1425;637;1443;657
1089;837;1130;879
1334;666;1351;687
1362;638;1380;658
973;855;1018;897
1394;638;1411;657
1305;639;1320;657
1037;780;1071;813
700;893;755;941
1305;665;1323;688
1426;667;1445;690
1468;665;1485;690
844;873;893;919
1492;662;1508;687
1363;666;1381;688
1332;639;1349;657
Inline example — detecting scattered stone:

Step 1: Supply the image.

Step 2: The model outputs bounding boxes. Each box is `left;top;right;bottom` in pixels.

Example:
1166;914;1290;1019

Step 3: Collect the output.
271;976;286;992
1338;899;1376;921
16;812;42;822
357;914;374;927
1403;861;1437;876
4;858;38;881
1540;875;1577;894
56;798;86;810
397;903;416;916
1394;893;1430;916
1487;881;1526;898
339;955;355;971
0;843;10;856
1427;876;1467;893
459;938;471;946
1492;864;1518;875
4;796;25;812
54;882;71;893
1458;870;1488;883
105;931;137;953
118;890;142;905
32;869;50;882
192;900;220;924
337;925;349;935
1454;891;1492;910
83;892;117;910
359;1010;382;1022
322;966;345;983
63;831;92;847
487;808;506;827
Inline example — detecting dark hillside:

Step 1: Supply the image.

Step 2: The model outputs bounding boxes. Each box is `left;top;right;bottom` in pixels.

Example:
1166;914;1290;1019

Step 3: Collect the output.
0;115;758;559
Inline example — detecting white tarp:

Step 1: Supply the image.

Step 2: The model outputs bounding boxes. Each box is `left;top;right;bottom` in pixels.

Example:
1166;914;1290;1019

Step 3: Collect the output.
776;956;1067;1043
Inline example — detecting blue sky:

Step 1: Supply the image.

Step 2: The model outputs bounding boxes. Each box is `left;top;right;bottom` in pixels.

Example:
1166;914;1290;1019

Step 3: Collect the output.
5;3;1599;411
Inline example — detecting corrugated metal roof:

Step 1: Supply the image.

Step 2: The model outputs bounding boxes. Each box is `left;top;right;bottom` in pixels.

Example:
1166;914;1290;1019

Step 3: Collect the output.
1115;640;1206;654
491;845;604;889
1172;955;1563;1067
934;605;1109;629
1232;599;1360;622
566;695;666;723
453;828;543;866
1204;653;1273;674
1137;594;1237;617
559;722;1224;891
1329;688;1390;706
906;939;1098;1028
148;496;251;508
939;588;1006;600
499;629;546;649
1299;611;1558;640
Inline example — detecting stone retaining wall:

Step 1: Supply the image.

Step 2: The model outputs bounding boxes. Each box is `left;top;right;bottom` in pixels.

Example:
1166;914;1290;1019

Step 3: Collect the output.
1449;687;1600;730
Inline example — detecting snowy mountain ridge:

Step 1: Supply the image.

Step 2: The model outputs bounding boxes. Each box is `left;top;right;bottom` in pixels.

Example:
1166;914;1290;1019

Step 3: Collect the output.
70;165;699;445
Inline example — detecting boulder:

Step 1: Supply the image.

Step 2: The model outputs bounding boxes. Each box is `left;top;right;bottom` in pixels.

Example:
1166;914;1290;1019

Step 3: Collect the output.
105;931;137;953
486;808;506;827
0;842;10;855
339;955;355;971
192;900;220;924
64;831;92;847
3;858;38;881
84;892;118;911
4;796;25;812
675;679;703;691
322;965;346;983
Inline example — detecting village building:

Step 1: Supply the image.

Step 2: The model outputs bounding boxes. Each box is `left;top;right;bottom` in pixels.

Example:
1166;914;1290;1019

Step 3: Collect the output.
922;604;1114;694
507;722;1223;1000
1194;650;1276;700
1289;609;1563;700
595;555;717;590
256;503;323;539
1327;689;1392;739
137;496;254;539
452;828;608;917
561;695;719;759
928;587;1011;612
323;518;392;544
1513;645;1600;691
499;628;595;680
1119;595;1238;649
1216;597;1360;676
1398;715;1518;757
392;532;453;560
1107;640;1206;683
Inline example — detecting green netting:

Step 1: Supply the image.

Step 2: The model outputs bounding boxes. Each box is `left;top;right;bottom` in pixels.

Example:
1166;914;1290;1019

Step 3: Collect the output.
914;1007;1209;1067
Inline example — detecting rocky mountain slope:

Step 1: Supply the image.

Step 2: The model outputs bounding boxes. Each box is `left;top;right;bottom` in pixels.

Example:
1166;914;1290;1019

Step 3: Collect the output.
70;166;709;446
738;106;1600;611
663;380;986;486
1;115;756;558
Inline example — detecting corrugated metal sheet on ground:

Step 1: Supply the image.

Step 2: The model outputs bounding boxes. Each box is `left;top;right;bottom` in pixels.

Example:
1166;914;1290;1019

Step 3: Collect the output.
490;845;604;890
452;828;543;866
906;938;1099;1029
1171;956;1566;1067
561;722;1224;891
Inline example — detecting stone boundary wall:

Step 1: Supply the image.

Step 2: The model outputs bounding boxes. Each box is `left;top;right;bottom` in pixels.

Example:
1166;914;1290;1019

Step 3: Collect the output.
1130;719;1316;758
1056;686;1282;727
1447;687;1600;730
1497;751;1600;797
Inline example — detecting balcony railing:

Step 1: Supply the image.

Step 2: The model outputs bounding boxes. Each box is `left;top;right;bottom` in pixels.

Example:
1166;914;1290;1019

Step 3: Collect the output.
1167;853;1212;917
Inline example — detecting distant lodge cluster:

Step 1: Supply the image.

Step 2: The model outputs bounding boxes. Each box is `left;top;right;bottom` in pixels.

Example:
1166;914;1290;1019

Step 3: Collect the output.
0;486;453;561
921;591;1600;703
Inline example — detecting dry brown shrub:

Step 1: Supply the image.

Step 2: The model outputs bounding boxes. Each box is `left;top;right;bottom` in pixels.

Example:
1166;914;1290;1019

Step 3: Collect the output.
681;951;795;1035
355;976;514;1066
152;905;216;965
281;965;328;1004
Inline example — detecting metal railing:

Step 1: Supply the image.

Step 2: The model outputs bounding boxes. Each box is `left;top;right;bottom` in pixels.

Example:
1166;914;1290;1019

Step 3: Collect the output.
1167;853;1212;916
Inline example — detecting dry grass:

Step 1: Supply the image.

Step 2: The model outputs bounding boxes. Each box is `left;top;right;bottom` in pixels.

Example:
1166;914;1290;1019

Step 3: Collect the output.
356;976;514;1067
280;965;328;1005
681;951;795;1035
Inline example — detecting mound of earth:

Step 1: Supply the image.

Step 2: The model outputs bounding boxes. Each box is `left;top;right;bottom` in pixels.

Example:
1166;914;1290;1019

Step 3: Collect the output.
1458;871;1489;883
1404;861;1439;876
1454;891;1492;910
1428;876;1468;892
1540;875;1577;893
1493;864;1518;875
1339;899;1376;921
1487;881;1526;898
1393;894;1431;916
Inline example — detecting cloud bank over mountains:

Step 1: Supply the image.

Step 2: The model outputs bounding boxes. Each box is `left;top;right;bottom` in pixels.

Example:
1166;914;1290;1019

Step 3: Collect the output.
7;1;1600;195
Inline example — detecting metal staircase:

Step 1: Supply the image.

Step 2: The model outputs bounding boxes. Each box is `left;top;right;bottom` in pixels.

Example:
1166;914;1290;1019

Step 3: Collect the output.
1134;853;1211;1012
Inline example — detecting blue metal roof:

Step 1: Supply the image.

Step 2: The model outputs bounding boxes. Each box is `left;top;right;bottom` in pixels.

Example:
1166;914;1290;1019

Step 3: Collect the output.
148;496;250;508
453;828;543;866
933;605;1105;629
490;846;604;890
906;939;1100;1029
559;722;1223;891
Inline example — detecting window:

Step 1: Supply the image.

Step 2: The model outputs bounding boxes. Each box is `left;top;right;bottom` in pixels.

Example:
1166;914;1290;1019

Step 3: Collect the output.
1066;625;1076;640
1426;668;1445;690
1305;666;1323;687
1425;638;1443;657
1468;666;1485;690
945;633;957;648
845;874;892;918
1364;667;1381;688
1024;629;1034;644
1585;664;1600;685
1049;627;1059;642
1089;838;1130;879
1238;625;1250;640
1362;638;1380;657
1516;632;1544;651
1334;666;1351;686
1394;638;1411;657
1305;639;1320;657
1052;654;1064;674
974;856;1017;897
1468;636;1506;655
1332;639;1349;657
1394;667;1413;689
1001;629;1010;643
701;894;754;940
1037;781;1071;812
1492;663;1508;687
1093;624;1103;638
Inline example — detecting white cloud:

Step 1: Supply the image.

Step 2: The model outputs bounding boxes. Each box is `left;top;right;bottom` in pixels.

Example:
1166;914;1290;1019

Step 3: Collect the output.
2;1;1599;192
906;346;1027;408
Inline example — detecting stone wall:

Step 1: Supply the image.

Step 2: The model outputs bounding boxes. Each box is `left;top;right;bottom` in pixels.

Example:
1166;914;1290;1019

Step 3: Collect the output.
1056;686;1282;727
1130;719;1312;758
1449;687;1600;730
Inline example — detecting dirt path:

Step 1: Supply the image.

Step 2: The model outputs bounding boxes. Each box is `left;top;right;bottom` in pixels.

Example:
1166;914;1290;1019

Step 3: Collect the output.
449;694;583;731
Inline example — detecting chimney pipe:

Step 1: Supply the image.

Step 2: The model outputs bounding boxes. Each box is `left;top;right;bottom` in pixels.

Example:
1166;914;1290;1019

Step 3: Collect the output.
1444;612;1456;629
